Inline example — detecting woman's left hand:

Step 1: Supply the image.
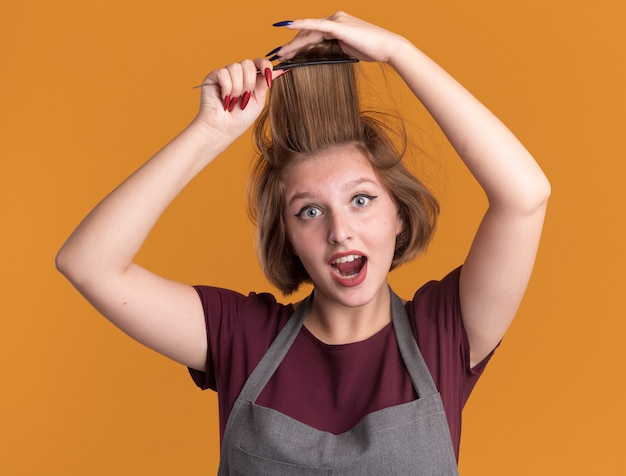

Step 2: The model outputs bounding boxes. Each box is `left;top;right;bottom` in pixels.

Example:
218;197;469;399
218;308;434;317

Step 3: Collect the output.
271;11;408;66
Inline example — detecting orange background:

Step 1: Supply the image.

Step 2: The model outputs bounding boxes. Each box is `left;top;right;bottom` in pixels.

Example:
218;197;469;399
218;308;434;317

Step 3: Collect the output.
2;0;624;474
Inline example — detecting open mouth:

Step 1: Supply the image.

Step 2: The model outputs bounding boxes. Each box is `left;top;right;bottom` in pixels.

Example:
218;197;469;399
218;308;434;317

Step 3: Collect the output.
330;254;367;279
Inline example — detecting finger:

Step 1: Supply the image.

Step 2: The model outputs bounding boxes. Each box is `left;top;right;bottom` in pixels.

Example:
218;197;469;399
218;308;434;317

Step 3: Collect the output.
223;62;245;112
286;17;338;33
272;16;352;60
200;67;234;111
253;57;274;90
238;59;258;110
272;29;326;60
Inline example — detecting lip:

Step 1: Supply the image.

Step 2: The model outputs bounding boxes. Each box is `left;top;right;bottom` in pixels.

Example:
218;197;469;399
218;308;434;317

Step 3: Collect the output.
328;251;368;287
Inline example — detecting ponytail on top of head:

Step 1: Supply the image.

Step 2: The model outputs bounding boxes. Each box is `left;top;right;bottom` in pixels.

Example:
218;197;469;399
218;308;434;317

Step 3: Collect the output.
263;41;362;157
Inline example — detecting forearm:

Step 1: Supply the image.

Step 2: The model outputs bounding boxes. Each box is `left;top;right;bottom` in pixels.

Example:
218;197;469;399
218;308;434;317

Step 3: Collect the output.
390;39;551;211
56;121;231;284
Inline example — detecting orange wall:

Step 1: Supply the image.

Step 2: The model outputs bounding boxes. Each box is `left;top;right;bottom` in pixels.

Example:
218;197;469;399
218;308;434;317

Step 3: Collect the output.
2;0;624;474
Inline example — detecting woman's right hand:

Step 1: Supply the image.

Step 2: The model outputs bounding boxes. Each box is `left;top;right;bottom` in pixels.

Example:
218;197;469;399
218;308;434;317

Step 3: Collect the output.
192;57;284;142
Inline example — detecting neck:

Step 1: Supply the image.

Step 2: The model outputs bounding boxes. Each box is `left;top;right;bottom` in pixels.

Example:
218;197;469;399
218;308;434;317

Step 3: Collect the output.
304;286;393;345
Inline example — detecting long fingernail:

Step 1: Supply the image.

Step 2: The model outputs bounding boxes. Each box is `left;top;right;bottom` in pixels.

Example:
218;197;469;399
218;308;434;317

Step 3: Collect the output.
268;55;280;62
264;68;272;88
228;96;239;112
265;46;282;57
272;20;293;27
223;94;230;111
240;91;251;110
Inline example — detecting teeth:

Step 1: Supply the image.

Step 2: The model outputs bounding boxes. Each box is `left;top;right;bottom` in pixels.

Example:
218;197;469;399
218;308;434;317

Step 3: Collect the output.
332;254;362;264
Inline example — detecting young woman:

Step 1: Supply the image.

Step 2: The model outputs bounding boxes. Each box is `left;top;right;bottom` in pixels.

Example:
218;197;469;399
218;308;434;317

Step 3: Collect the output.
56;12;550;474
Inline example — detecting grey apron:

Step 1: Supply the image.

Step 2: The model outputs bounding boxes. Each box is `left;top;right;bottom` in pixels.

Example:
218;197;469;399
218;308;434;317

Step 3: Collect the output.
217;291;459;475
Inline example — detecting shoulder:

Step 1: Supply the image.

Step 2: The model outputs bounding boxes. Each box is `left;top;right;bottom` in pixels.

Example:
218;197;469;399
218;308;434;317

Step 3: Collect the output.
403;266;470;376
193;285;295;341
193;285;287;315
189;287;296;390
403;265;495;378
406;266;463;323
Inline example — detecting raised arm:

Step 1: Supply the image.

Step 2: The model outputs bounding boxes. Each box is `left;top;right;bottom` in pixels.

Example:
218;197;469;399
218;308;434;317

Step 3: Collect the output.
276;12;551;367
390;40;550;367
56;58;278;370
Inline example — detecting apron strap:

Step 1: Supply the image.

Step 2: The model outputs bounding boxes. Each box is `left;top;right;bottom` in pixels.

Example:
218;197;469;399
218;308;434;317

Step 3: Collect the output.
390;290;439;398
237;295;312;403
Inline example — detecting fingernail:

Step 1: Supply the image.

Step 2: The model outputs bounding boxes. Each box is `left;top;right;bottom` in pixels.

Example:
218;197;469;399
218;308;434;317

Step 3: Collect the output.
268;55;280;62
223;94;230;111
228;96;239;112
265;46;282;57
272;20;293;27
264;68;272;88
240;91;251;110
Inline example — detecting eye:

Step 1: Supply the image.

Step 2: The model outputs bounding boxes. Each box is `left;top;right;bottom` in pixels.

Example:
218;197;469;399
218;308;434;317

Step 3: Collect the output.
352;194;377;208
295;205;322;220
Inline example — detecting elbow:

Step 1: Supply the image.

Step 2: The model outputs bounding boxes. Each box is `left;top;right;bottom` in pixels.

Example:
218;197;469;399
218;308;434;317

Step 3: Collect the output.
535;173;552;211
522;180;551;217
55;241;123;288
526;173;551;214
506;171;551;216
55;242;86;284
54;244;73;279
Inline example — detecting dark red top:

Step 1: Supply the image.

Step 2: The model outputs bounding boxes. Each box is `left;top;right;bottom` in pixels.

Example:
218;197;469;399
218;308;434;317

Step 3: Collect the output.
189;267;493;459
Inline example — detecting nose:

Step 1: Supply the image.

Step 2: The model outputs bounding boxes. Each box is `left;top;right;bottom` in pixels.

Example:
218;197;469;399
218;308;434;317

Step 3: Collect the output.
327;211;353;245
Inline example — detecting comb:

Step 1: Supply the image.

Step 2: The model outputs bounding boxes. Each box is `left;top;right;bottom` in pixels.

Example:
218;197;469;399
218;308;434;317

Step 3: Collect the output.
192;58;359;88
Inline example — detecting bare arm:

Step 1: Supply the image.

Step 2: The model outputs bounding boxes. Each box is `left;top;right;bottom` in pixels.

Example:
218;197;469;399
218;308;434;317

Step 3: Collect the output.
277;12;551;367
390;40;550;367
56;58;278;370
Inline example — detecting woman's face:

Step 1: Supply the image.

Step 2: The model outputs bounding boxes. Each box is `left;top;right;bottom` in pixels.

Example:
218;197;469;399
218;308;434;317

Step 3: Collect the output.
283;145;403;309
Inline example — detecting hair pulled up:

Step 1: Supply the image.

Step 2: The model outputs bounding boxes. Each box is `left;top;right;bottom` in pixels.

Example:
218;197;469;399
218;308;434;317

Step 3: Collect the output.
248;41;439;295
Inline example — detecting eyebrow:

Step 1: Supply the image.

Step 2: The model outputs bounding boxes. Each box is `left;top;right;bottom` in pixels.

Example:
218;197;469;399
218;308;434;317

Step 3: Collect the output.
286;177;378;206
342;177;377;191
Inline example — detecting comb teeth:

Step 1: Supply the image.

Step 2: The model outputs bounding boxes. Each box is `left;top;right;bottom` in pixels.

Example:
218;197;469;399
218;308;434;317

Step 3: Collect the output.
272;58;359;70
192;58;361;87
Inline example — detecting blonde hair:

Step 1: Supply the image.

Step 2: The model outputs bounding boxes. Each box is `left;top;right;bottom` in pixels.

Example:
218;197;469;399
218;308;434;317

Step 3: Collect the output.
248;41;439;295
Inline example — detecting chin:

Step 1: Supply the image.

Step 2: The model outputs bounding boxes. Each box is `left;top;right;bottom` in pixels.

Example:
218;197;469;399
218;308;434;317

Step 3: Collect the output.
325;282;389;309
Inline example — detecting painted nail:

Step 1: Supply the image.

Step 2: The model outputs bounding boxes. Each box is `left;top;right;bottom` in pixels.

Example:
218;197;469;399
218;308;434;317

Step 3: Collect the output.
264;68;272;88
228;96;239;112
272;20;293;27
240;91;251;110
268;55;280;62
265;46;282;57
222;94;230;111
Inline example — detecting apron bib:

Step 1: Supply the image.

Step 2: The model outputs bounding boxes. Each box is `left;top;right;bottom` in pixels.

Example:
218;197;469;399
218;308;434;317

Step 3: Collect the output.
217;291;459;475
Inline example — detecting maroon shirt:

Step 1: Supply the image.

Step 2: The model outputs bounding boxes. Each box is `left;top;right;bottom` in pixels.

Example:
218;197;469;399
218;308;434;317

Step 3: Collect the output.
189;267;493;459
